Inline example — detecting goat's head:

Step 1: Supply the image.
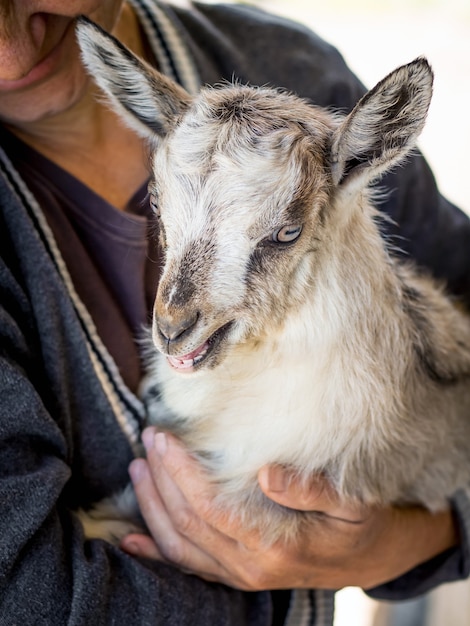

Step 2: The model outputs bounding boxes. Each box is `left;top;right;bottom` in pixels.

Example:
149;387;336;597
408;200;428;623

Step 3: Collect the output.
77;18;433;373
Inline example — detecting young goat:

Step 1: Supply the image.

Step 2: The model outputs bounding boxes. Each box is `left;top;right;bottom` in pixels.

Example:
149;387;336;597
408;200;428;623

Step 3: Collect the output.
77;19;470;545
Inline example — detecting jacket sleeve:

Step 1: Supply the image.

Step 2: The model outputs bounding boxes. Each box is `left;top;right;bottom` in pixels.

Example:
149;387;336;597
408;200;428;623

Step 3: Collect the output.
367;489;470;600
0;175;271;625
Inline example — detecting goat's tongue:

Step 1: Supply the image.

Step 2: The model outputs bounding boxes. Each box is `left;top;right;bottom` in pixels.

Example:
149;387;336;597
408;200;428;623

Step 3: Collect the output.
167;341;209;370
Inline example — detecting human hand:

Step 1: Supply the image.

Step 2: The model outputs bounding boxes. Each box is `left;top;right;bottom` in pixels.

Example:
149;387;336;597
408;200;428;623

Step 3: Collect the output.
121;427;458;591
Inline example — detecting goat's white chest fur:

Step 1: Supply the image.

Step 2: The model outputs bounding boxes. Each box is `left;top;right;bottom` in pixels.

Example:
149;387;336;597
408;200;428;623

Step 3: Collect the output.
77;18;470;545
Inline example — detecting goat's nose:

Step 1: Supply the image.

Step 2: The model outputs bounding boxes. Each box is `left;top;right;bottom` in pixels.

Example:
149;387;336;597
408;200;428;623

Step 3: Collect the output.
157;313;199;342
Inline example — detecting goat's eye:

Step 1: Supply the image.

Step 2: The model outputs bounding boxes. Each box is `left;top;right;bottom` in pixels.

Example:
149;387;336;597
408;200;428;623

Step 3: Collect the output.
271;224;302;244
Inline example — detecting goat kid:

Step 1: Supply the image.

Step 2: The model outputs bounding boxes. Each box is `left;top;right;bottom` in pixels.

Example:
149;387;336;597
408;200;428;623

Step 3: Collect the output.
76;18;470;545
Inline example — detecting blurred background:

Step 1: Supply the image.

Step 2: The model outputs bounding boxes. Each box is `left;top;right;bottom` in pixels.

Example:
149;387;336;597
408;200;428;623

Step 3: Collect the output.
198;1;470;624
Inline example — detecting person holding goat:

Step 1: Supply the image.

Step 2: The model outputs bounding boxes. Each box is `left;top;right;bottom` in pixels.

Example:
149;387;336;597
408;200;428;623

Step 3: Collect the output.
0;1;469;625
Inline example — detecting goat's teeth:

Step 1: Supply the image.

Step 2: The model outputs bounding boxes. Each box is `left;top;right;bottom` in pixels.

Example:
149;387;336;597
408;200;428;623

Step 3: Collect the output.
167;340;211;371
167;355;199;370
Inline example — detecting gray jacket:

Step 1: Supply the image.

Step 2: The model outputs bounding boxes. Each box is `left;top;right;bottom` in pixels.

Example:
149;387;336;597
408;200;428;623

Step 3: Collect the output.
0;1;469;624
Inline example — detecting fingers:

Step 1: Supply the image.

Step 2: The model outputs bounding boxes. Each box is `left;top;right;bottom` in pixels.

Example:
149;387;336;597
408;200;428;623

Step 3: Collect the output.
125;430;388;590
127;456;187;561
123;431;457;592
127;430;241;584
145;429;243;542
127;454;200;566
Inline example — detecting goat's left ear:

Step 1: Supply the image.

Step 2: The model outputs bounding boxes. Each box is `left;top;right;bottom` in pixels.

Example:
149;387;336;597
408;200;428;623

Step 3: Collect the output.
330;58;433;189
75;16;192;140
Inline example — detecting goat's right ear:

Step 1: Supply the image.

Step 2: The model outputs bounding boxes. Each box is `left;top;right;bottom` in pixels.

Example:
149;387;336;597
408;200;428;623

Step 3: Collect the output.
329;58;433;191
75;16;192;140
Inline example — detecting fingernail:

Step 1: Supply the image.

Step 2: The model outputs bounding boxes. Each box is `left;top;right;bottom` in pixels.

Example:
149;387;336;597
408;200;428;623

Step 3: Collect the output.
142;427;155;452
122;539;140;556
154;432;168;456
129;458;145;483
266;466;287;492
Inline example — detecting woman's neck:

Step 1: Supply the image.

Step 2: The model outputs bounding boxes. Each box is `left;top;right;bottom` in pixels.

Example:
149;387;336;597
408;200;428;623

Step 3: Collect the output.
11;91;151;210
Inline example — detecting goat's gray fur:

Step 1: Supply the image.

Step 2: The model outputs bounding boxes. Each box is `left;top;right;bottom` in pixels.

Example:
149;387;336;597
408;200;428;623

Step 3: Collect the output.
76;17;470;545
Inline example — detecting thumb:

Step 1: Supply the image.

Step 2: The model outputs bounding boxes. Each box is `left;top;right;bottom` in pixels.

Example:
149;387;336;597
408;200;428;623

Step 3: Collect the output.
258;465;331;511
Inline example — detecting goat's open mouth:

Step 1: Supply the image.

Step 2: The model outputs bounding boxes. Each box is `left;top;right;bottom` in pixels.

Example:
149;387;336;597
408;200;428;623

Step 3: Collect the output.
166;322;233;372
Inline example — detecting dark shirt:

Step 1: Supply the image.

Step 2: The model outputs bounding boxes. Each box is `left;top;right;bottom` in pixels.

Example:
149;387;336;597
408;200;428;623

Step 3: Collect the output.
0;126;160;392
